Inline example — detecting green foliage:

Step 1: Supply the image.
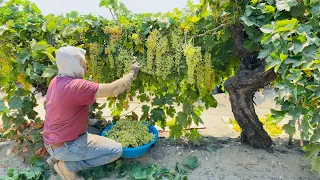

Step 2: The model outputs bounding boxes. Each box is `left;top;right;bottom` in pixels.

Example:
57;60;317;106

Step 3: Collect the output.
182;156;199;170
0;0;239;145
79;156;199;179
1;0;320;175
242;0;320;174
0;156;47;180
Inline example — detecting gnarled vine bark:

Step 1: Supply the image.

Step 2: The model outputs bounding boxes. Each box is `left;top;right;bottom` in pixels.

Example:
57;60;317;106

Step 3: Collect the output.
224;24;277;149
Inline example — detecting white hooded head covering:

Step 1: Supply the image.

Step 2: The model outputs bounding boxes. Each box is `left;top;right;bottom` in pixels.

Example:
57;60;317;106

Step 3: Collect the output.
55;46;86;79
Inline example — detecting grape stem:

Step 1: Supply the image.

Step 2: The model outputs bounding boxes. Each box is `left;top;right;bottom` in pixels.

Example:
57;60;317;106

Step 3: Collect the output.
193;24;227;37
109;8;121;27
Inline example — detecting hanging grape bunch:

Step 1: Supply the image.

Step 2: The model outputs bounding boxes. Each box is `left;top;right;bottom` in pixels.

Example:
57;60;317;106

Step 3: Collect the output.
170;30;183;74
115;49;134;77
104;26;122;44
88;43;104;82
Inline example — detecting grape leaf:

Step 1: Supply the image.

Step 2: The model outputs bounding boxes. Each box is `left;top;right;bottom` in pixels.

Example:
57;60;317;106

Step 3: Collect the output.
310;128;320;143
42;66;57;78
166;106;176;118
169;124;183;138
141;105;150;121
91;167;107;178
176;163;188;175
202;95;217;109
271;109;286;119
8;97;23;109
20;170;38;179
190;16;200;23
177;112;188;128
151;108;165;121
221;30;231;42
191;112;203;126
265;56;279;71
0;100;6;112
2;114;11;130
290;4;306;17
42;52;55;61
260;24;273;33
32;41;47;51
301;117;312;136
3;8;12;16
275;18;298;32
7;168;19;179
311;3;320;16
152;96;164;106
183;102;192;115
281;101;292;111
264;5;275;13
282;124;296;136
13;115;26;127
303;144;320;159
240;16;255;27
67;11;79;19
276;0;298;11
137;94;150;102
257;48;272;59
312;157;320;174
0;25;8;36
132;165;156;179
311;114;320;124
261;34;273;45
182;156;199;170
243;40;253;51
17;52;31;64
29;132;42;143
153;166;169;179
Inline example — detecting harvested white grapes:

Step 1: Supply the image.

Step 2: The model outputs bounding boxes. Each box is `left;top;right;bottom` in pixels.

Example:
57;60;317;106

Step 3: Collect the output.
105;120;155;148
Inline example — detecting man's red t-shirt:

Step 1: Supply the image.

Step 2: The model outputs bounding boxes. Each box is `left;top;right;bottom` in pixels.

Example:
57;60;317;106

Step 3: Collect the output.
43;76;99;144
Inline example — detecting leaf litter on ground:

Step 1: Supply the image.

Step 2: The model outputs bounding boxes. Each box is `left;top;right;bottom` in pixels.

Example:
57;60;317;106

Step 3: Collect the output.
79;156;200;180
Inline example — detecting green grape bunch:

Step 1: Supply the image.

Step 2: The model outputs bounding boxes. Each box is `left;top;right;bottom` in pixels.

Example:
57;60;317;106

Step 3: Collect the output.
104;120;155;148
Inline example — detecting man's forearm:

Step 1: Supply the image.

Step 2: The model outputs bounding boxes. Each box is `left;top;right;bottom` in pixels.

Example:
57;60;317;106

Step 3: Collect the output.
95;73;135;98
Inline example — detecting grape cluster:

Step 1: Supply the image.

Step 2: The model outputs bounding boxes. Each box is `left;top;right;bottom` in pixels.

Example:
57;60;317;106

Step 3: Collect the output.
145;30;174;79
171;30;183;74
115;49;133;77
132;33;142;45
0;59;10;76
104;26;122;43
145;29;160;75
105;42;119;72
105;120;155;148
183;44;215;96
183;44;201;85
88;43;104;81
196;52;215;97
155;36;174;79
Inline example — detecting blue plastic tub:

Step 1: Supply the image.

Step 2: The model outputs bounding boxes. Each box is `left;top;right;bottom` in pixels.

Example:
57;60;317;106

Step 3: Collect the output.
101;123;158;158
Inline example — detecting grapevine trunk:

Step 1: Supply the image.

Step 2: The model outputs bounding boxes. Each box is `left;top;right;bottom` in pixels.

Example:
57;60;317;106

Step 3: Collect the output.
225;66;276;149
224;23;277;149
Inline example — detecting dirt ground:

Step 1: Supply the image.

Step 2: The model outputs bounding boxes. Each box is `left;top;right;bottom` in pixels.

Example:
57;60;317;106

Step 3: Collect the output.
0;88;319;179
1;138;318;180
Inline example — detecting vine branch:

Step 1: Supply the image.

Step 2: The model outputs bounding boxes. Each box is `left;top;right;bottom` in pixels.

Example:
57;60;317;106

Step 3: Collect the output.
108;8;122;27
193;24;227;37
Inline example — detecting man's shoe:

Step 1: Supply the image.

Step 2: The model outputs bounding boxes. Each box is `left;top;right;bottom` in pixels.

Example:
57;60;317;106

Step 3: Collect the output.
54;161;84;180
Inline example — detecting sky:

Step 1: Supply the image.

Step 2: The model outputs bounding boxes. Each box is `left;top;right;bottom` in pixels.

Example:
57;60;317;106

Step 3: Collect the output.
29;0;195;19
